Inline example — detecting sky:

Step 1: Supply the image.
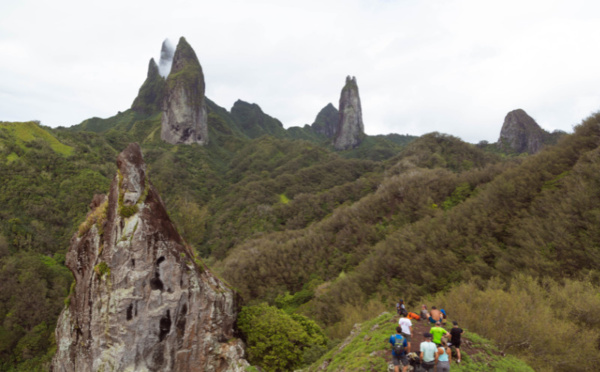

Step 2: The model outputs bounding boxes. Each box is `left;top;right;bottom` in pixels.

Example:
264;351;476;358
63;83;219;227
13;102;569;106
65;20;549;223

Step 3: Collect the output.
1;0;600;143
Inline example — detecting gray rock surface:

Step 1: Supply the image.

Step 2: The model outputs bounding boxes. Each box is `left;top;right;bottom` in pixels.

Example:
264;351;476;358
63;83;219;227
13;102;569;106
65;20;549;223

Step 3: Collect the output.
498;109;547;154
333;76;365;150
161;37;209;145
52;143;248;372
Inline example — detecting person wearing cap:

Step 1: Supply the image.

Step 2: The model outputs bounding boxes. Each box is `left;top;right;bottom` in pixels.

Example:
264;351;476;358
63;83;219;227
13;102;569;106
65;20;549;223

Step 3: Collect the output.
430;321;449;346
420;332;437;372
450;320;464;363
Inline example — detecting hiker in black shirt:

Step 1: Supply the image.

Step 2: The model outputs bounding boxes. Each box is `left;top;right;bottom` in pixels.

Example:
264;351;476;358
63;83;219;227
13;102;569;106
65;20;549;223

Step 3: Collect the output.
450;321;464;363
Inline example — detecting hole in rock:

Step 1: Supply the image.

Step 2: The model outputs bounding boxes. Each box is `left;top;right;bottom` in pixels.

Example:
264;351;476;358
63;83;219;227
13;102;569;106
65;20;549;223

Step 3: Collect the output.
159;310;172;342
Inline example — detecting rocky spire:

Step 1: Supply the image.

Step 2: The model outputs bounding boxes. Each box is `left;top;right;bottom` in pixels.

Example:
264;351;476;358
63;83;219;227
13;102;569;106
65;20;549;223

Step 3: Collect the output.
311;103;339;139
158;39;175;78
131;58;166;115
161;37;209;145
333;76;365;150
498;109;547;154
52;143;248;371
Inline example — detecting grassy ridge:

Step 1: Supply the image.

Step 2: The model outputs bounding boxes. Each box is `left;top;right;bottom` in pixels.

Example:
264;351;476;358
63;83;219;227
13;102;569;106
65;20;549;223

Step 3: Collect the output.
0;121;73;156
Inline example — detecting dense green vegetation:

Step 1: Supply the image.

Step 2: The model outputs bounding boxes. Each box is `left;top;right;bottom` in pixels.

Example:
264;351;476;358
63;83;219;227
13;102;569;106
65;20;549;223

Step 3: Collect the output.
237;303;329;371
1;90;599;371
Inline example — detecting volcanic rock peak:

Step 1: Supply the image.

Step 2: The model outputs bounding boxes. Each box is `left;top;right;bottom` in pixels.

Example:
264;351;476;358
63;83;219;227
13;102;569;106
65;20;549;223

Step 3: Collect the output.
498;108;546;154
333;75;365;150
52;143;248;371
160;37;209;145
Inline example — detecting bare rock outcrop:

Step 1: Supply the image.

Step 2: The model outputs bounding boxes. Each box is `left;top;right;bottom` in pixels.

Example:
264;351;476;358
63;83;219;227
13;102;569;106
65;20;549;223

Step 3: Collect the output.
333;76;365;150
498;109;547;154
161;37;209;145
52;143;248;371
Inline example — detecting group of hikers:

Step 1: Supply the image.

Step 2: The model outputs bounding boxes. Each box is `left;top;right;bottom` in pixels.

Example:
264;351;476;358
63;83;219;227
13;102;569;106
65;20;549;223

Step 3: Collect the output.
389;300;463;372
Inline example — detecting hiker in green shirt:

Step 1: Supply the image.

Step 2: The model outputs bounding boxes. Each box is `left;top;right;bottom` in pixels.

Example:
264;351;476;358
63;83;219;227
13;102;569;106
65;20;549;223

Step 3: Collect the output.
429;321;449;346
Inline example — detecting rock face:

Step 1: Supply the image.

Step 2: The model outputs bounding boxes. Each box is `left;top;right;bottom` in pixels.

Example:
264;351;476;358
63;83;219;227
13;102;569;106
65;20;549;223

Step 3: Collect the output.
52;143;248;372
161;37;209;145
498;109;547;154
158;39;175;78
333;76;365;150
131;58;166;115
311;103;339;139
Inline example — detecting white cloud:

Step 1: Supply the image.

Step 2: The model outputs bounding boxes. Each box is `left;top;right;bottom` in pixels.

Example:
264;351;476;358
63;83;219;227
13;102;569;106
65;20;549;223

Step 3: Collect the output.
1;0;599;142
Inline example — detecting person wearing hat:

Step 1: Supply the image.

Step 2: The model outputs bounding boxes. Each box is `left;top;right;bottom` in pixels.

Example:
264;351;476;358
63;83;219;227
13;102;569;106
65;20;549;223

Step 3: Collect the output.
420;332;437;372
450;320;464;363
430;321;449;346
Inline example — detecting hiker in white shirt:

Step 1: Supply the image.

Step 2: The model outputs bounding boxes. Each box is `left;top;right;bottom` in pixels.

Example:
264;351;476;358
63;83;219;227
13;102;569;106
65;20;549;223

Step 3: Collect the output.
398;313;412;350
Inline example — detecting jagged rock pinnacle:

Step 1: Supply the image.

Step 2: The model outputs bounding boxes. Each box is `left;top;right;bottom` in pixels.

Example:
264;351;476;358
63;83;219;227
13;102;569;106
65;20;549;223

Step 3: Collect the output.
498;109;547;154
52;143;248;371
131;58;166;115
161;37;209;145
333;76;365;150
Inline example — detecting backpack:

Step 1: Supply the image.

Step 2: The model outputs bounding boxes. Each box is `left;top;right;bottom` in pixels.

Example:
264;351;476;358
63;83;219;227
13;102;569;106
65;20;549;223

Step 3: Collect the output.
392;335;405;355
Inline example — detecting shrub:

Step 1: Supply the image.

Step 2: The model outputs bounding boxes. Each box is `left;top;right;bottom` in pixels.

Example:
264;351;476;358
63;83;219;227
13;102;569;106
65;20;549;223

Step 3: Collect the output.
237;303;329;371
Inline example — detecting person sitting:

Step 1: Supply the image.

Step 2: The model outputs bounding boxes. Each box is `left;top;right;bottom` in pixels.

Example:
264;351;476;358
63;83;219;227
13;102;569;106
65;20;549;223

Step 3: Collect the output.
420;304;430;322
396;299;408;316
429;306;443;324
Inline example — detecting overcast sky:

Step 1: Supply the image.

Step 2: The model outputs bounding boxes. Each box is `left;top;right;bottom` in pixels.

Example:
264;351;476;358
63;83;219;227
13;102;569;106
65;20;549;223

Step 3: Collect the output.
1;0;600;143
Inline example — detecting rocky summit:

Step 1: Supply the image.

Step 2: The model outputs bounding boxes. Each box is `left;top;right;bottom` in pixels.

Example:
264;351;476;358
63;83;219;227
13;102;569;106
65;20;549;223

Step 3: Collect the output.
498;109;547;154
131;58;166;115
311;103;339;139
161;37;209;145
52;143;248;372
333;76;365;150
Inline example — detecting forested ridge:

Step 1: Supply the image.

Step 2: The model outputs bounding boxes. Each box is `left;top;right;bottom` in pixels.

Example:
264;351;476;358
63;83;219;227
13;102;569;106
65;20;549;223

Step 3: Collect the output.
1;96;600;370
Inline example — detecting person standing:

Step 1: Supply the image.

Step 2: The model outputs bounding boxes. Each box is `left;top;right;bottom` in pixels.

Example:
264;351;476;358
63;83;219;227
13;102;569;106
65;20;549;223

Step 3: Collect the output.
398;313;412;350
430;321;449;346
436;338;452;372
450;321;464;363
420;332;437;372
389;326;409;372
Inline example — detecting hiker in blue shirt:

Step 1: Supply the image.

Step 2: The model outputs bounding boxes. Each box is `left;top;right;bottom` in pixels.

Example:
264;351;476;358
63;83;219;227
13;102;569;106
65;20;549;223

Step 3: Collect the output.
389;326;409;372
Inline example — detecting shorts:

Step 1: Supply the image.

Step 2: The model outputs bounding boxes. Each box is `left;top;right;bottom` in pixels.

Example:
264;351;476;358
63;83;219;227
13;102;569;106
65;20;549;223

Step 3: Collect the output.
392;355;408;366
421;361;435;371
401;332;411;342
451;340;461;348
